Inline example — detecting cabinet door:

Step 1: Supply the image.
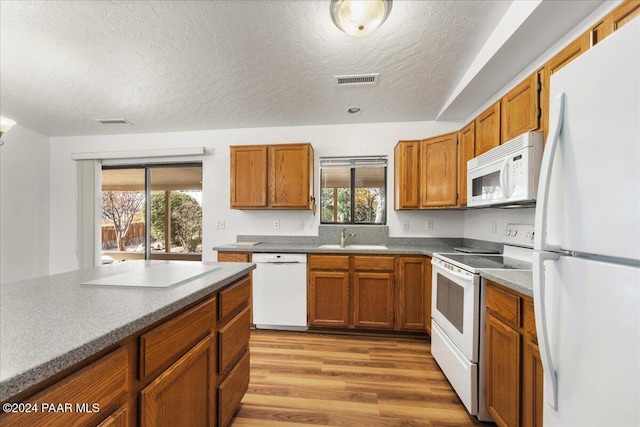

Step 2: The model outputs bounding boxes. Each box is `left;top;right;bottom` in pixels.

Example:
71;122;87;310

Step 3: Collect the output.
394;140;421;209
475;101;501;156
501;72;541;142
396;256;426;331
592;1;640;45
353;272;394;329
485;314;521;427
458;123;475;206
420;133;458;208
269;143;312;208
308;270;350;328
541;32;590;142
424;258;432;335
230;145;268;208
141;336;215;427
522;339;544;427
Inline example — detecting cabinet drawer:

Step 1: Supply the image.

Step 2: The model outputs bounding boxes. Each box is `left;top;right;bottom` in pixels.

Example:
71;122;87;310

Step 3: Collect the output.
0;348;128;427
309;254;349;270
218;351;250;427
523;298;538;344
140;297;216;380
218;307;251;375
219;276;250;322
218;252;252;262
486;282;521;330
97;404;128;427
354;255;395;271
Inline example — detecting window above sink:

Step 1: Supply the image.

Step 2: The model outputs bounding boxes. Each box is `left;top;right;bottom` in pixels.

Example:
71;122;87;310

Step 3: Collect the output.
319;156;387;225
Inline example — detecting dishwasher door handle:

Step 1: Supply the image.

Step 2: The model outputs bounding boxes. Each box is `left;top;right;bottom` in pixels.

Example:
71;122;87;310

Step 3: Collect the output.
263;261;301;264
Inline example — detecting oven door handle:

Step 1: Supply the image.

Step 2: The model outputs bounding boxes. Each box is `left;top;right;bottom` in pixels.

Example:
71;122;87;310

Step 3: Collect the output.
434;264;472;283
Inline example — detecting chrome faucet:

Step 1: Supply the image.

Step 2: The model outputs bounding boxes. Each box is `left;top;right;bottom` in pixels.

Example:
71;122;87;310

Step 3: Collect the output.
340;228;356;248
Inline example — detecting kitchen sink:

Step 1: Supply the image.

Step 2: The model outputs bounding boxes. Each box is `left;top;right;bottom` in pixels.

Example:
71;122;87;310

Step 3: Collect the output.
318;244;388;250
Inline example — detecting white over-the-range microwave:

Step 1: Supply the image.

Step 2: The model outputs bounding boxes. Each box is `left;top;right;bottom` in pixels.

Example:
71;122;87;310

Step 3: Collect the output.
467;131;543;207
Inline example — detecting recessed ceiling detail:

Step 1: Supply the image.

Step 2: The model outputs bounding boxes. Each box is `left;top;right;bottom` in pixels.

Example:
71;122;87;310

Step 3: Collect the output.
336;74;378;86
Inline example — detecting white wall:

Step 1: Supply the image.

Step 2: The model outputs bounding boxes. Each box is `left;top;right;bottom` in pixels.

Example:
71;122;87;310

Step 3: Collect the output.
49;120;463;274
0;125;51;284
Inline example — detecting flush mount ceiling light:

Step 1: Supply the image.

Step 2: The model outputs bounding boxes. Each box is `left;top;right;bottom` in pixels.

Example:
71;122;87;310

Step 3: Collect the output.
0;116;16;146
330;0;392;36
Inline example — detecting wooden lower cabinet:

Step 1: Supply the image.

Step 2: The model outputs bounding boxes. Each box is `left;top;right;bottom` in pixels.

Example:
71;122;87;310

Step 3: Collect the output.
484;280;543;427
486;313;521;427
0;347;129;427
218;351;250;427
353;271;395;329
308;269;350;327
1;275;252;427
395;256;432;332
308;254;431;334
141;336;216;427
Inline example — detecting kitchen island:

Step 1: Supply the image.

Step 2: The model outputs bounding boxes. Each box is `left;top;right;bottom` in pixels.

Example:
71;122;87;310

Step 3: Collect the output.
0;260;255;426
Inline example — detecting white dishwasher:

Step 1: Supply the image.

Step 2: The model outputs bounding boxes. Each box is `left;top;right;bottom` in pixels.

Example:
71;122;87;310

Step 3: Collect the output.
251;253;307;330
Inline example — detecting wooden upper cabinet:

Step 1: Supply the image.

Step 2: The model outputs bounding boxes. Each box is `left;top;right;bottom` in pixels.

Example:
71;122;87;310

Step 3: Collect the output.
541;32;590;141
458;123;475;206
420;132;458;208
230;145;268;208
394;140;421;209
230;143;314;210
269;143;313;208
501;72;541;142
475;101;501;156
592;1;640;46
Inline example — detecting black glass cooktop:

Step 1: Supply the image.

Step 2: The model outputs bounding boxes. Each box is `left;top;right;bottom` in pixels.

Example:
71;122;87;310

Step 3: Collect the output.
436;254;532;272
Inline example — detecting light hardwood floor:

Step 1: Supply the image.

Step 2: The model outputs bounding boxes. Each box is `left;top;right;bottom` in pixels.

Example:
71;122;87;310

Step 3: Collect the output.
231;330;489;426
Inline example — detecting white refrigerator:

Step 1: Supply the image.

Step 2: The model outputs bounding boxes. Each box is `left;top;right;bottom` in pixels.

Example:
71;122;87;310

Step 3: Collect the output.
533;17;640;427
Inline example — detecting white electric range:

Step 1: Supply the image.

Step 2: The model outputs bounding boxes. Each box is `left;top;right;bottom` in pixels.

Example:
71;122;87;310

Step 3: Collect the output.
430;224;534;422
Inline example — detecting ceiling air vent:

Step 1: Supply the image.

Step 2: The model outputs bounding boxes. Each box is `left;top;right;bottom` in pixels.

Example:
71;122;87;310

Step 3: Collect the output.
335;73;379;86
95;118;133;125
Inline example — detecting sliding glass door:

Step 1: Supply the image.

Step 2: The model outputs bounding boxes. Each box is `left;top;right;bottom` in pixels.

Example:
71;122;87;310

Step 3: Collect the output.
101;163;202;262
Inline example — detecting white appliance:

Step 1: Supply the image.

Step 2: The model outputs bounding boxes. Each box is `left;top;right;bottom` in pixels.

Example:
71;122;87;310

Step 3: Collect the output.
431;224;534;422
467;131;543;207
534;18;640;427
251;253;307;331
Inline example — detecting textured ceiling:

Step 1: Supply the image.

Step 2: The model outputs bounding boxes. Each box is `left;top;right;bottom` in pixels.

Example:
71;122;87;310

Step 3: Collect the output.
0;1;603;137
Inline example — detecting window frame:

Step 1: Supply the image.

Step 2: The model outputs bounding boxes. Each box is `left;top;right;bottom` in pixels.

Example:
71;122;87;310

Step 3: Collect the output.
319;156;388;225
100;162;203;261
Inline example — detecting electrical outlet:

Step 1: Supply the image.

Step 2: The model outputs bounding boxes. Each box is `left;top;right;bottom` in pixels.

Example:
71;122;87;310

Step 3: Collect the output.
491;220;498;234
402;220;410;230
216;220;225;229
274;220;280;229
297;220;304;230
426;220;434;231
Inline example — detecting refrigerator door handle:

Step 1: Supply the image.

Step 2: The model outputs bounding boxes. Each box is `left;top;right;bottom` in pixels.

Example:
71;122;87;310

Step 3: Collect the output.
499;158;510;198
534;93;565;252
533;250;560;410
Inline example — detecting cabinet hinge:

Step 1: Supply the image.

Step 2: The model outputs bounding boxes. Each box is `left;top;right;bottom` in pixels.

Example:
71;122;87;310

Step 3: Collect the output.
537;81;542;92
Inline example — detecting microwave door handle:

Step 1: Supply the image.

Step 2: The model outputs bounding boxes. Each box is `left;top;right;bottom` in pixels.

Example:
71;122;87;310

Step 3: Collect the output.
499;158;510;198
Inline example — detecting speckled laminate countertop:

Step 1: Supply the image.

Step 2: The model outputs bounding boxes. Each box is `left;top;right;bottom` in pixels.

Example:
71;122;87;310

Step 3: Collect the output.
215;242;533;297
214;242;459;256
480;269;533;297
0;261;255;402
